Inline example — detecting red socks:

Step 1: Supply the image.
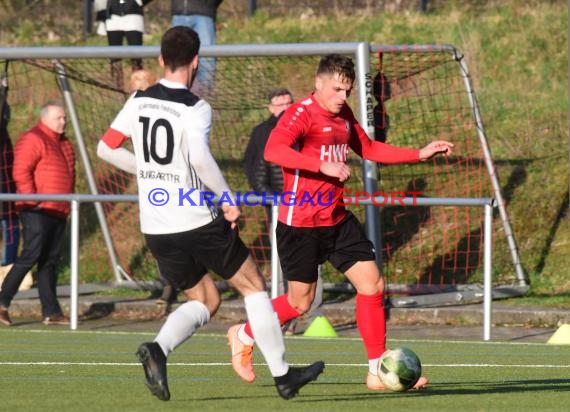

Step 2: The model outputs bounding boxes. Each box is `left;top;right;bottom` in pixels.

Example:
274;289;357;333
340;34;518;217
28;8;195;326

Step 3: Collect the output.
242;291;386;361
356;292;386;359
244;294;301;339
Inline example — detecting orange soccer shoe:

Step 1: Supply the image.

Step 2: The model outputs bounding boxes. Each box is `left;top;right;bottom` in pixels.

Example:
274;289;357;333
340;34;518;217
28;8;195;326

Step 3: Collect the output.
366;372;429;390
227;324;256;383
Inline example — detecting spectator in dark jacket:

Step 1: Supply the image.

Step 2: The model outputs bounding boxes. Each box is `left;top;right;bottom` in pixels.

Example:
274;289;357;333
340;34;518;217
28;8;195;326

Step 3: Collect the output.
242;89;290;266
0;101;75;327
243;88;292;198
0;96;19;267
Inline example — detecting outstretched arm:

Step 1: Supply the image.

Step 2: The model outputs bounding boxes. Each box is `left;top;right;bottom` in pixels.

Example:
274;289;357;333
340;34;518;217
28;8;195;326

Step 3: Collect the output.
418;140;454;161
351;120;453;163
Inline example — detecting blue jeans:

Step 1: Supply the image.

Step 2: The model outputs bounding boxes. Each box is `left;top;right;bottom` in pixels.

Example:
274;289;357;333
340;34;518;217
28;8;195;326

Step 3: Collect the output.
172;14;217;95
1;218;20;266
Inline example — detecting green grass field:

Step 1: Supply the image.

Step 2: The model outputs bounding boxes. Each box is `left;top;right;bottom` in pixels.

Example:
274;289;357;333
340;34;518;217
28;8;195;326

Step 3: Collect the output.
1;328;569;411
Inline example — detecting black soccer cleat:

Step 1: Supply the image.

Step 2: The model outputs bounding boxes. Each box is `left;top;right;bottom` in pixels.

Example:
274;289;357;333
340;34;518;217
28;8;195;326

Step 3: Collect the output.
136;342;171;401
274;361;325;400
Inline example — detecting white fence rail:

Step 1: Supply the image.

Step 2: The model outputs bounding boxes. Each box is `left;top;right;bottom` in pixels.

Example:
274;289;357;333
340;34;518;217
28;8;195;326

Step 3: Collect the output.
0;193;496;340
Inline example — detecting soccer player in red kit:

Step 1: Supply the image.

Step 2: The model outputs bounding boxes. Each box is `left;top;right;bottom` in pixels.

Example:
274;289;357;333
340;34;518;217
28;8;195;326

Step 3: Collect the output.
227;53;453;390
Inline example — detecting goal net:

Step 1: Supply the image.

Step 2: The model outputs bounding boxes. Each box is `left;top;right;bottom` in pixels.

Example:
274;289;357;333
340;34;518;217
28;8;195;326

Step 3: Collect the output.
0;44;525;303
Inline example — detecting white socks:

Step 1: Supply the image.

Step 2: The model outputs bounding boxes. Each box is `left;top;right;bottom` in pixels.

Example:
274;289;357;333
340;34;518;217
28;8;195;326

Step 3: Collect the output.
369;357;380;375
152;293;289;378
244;291;288;377
155;300;210;356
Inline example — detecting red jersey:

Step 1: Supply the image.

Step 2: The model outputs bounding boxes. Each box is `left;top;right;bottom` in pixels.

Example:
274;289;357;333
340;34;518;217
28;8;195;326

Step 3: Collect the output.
13;121;75;218
264;93;420;228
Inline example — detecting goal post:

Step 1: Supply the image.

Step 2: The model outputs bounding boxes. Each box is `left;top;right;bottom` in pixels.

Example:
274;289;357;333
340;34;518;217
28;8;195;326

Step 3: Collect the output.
54;60;132;284
0;42;526;303
364;43;528;292
453;50;528;288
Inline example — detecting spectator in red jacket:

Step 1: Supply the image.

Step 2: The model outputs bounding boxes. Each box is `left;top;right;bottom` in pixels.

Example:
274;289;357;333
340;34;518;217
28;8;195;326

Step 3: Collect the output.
0;101;76;327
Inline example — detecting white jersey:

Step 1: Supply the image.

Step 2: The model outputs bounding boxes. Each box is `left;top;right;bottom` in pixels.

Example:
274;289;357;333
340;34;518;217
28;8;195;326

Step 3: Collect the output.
108;79;233;234
105;13;144;32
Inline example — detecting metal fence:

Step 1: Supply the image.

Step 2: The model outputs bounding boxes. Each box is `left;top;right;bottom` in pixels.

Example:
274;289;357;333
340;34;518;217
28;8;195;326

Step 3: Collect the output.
0;41;527;341
0;192;497;340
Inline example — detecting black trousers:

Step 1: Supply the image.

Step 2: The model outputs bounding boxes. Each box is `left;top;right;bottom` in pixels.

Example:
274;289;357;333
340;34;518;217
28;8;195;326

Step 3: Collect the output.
0;210;66;317
107;30;143;70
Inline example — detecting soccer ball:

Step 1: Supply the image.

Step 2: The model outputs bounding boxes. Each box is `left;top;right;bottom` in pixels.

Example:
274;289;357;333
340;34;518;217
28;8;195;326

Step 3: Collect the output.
378;347;422;392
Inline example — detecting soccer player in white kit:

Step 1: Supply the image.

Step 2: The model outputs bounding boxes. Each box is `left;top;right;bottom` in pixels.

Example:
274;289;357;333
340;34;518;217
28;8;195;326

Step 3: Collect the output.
97;26;324;401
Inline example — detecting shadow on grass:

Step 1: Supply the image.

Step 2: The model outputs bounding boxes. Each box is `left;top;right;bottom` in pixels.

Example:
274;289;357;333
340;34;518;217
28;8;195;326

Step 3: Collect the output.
238;378;570;403
414;378;570;395
534;189;569;275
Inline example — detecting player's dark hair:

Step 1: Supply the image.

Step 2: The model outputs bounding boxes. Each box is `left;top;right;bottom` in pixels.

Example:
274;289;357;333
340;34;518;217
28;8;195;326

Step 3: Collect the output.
267;87;292;103
160;26;201;72
316;54;355;83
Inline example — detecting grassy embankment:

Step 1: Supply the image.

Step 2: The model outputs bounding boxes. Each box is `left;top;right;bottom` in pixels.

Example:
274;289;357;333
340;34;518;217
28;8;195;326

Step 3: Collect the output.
2;1;568;306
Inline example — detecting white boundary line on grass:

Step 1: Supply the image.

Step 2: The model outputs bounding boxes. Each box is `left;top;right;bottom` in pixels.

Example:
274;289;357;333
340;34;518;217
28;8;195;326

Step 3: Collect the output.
1;361;569;368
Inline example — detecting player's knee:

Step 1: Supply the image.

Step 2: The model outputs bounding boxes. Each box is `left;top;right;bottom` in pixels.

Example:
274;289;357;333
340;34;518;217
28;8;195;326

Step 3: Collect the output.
290;299;313;315
227;273;264;296
206;288;222;315
206;297;221;317
183;290;220;316
376;276;385;293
